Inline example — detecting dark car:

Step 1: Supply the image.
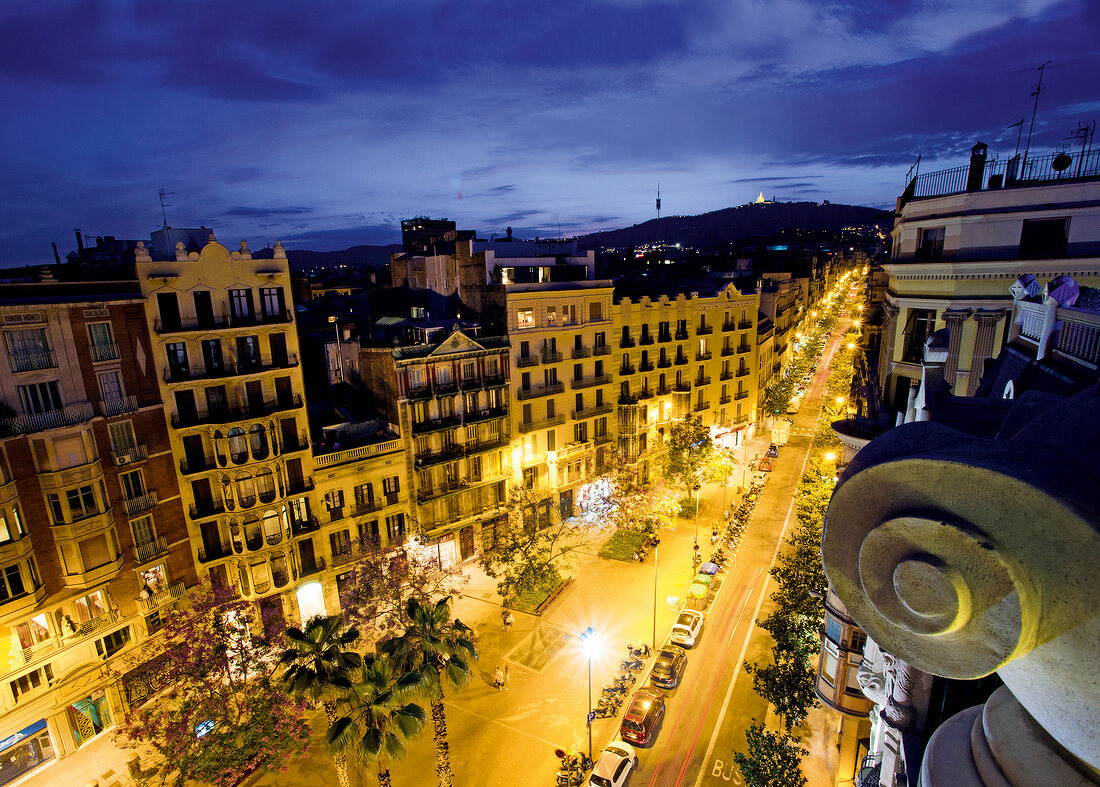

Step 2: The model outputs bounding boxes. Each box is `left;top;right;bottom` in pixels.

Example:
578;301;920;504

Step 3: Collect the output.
620;688;665;746
765;444;779;458
650;646;687;689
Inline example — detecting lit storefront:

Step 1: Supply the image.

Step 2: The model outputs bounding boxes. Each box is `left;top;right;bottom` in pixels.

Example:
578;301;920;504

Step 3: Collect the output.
0;720;54;786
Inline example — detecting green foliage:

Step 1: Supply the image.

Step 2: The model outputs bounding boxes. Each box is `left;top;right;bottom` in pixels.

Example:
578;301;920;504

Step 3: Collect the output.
734;721;808;787
664;414;713;494
705;447;739;486
280;614;363;707
598;528;649;561
477;487;587;603
508;568;565;613
604;459;681;535
743;651;818;731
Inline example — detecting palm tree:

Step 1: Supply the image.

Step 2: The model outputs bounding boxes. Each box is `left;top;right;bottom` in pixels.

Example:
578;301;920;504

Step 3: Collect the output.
328;652;426;787
380;597;477;787
280;614;362;787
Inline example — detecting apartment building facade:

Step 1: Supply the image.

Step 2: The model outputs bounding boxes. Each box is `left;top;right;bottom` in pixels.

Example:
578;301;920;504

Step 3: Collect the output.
878;142;1100;414
0;285;193;783
360;329;511;562
136;236;314;630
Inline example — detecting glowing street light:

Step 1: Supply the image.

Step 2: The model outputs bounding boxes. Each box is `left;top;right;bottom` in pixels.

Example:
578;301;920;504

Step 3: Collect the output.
825;451;836;462
579;626;599;760
847;342;856;350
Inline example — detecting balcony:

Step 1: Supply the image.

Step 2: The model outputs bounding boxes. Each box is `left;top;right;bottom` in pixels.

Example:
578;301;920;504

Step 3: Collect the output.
673;356;688;366
464;407;508;424
906;149;1100;201
154;315;230;333
287;476;315;495
696;352;712;362
737;344;752;354
721;346;736;357
695;376;711;386
123;492;158;516
412;414;462;435
639;361;654;372
407;384;433;401
637;388;654;400
113;444;148;467
675;330;689;340
313;438;403;468
0;402;95;437
720;370;733;381
180;454;217;475
541;350;564;364
516;381;565;400
657;384;671;395
62;552;125;589
100;395;139;418
620;364;636;375
517;413;566;434
739;320;753;330
696;326;713;336
571;402;613;420
300;557;326;578
735;391;749;401
291;515;321;535
133;537;168;564
571;373;612;390
594;433;613;445
434;380;459;396
9;349;57;372
593;345;611;356
736;367;751;378
620;337;636;348
89;342;119;362
656;358;672;368
137;581;186;615
170;395;303;427
190;500;226;520
719;395;731;405
484;373;508;388
516;354;540;368
694;401;710;412
162;354;300;383
228;309;293;328
639;334;655;346
415;444;466;469
674;381;692;392
722;321;736;332
198;540;233;562
571;346;591;359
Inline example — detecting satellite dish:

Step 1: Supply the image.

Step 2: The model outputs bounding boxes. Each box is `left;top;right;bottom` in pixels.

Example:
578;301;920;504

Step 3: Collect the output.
1052;152;1072;172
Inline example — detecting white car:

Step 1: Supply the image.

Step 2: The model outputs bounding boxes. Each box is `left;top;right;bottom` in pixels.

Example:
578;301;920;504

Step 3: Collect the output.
669;609;704;648
589;741;637;787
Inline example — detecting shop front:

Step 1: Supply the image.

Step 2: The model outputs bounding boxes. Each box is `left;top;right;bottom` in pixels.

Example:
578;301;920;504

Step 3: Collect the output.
66;692;111;746
0;720;54;786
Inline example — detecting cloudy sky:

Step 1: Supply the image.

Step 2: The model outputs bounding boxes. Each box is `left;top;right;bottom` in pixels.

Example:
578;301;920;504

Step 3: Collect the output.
1;0;1097;265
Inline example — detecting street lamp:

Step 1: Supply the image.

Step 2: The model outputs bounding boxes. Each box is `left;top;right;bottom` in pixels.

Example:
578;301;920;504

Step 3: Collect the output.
651;536;661;651
825;451;836;462
579;627;599;762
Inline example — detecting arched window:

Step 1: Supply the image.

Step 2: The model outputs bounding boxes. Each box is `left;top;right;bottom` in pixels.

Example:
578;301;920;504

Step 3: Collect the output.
228;427;248;464
249;424;268;459
262;510;282;542
236;473;255;506
256;469;276;503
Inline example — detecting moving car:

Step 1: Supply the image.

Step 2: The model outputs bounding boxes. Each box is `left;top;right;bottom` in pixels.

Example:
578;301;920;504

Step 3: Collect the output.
765;444;780;458
588;741;637;787
650;646;687;689
758;457;773;472
620;688;665;746
670;609;704;648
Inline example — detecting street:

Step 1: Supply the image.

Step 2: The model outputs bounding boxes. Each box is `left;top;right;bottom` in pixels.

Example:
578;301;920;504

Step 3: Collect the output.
256;319;851;787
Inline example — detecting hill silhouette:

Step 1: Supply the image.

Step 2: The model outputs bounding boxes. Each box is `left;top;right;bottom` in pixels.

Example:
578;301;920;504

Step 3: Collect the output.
577;201;887;250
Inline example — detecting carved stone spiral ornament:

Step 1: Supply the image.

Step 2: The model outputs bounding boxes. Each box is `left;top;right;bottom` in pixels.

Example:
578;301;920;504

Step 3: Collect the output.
823;386;1100;777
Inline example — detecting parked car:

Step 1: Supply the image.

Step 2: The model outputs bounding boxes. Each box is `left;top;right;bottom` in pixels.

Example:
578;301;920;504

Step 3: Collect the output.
670;609;704;648
620;688;665;746
765;444;779;458
588;741;637;787
758;457;774;472
650;646;687;689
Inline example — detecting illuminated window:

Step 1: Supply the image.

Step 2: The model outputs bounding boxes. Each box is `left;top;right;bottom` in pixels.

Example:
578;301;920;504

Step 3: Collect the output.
517;309;534;329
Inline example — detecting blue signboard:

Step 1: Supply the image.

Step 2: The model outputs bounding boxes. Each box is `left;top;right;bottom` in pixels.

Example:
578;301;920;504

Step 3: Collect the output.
0;719;47;753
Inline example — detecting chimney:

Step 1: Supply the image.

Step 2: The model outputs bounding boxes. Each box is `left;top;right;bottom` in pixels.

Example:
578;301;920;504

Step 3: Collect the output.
967;141;988;191
74;229;84;251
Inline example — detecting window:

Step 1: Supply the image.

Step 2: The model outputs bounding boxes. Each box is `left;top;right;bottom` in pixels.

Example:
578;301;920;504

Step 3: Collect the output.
325;489;345;511
236;335;260;368
66;485;98;520
229;289;254;321
74;590;107;623
595;417;607;438
96;626;130;658
589;302;602;321
825;616;843;644
131;515;156;549
354;483;374;508
119;470;145;501
10;665;53;703
546;430;556;451
260;287;285;319
517;309;534;328
78;533;114;570
382;476;400;496
522;403;532;424
18;381;62;414
486;357;499;377
574;422;588;443
916;226;945;259
1019;218;1068;259
108;421;136;452
462;361;475;380
98;371;124;402
0;563;26;602
821;639;839;685
330;530;351;556
546;307;557;326
385;514;406;543
88;322;114;359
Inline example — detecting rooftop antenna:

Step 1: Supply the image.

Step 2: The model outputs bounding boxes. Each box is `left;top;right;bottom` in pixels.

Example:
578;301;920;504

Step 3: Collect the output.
158;188;173;229
656;182;661;219
1067;121;1095;178
1023;60;1052;165
1008;119;1025;158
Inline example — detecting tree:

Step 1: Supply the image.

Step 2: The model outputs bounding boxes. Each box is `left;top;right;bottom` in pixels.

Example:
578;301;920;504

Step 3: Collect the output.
478;487;588;603
664;414;713;498
328;652;427;787
744;641;818;732
280;614;363;787
757;608;820;661
381;597;478;787
337;538;468;644
114;588;311;787
604;458;680;535
733;721;808;787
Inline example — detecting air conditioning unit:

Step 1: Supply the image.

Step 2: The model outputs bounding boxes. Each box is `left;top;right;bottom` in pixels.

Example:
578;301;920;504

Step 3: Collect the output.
117;453;132;465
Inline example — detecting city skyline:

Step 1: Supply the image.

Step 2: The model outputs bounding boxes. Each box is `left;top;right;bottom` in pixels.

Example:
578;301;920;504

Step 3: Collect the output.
1;0;1098;267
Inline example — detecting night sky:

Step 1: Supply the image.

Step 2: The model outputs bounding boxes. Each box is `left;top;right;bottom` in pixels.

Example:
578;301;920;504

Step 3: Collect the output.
2;0;1098;266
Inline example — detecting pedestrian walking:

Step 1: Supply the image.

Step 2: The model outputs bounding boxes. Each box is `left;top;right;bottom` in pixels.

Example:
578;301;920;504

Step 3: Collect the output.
502;609;514;631
493;666;505;691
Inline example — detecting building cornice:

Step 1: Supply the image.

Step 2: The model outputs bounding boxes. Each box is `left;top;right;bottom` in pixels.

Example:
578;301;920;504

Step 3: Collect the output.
882;259;1100;281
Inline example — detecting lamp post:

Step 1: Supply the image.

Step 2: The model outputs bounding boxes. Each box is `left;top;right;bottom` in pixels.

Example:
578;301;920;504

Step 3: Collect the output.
651;536;662;651
579;627;598;762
